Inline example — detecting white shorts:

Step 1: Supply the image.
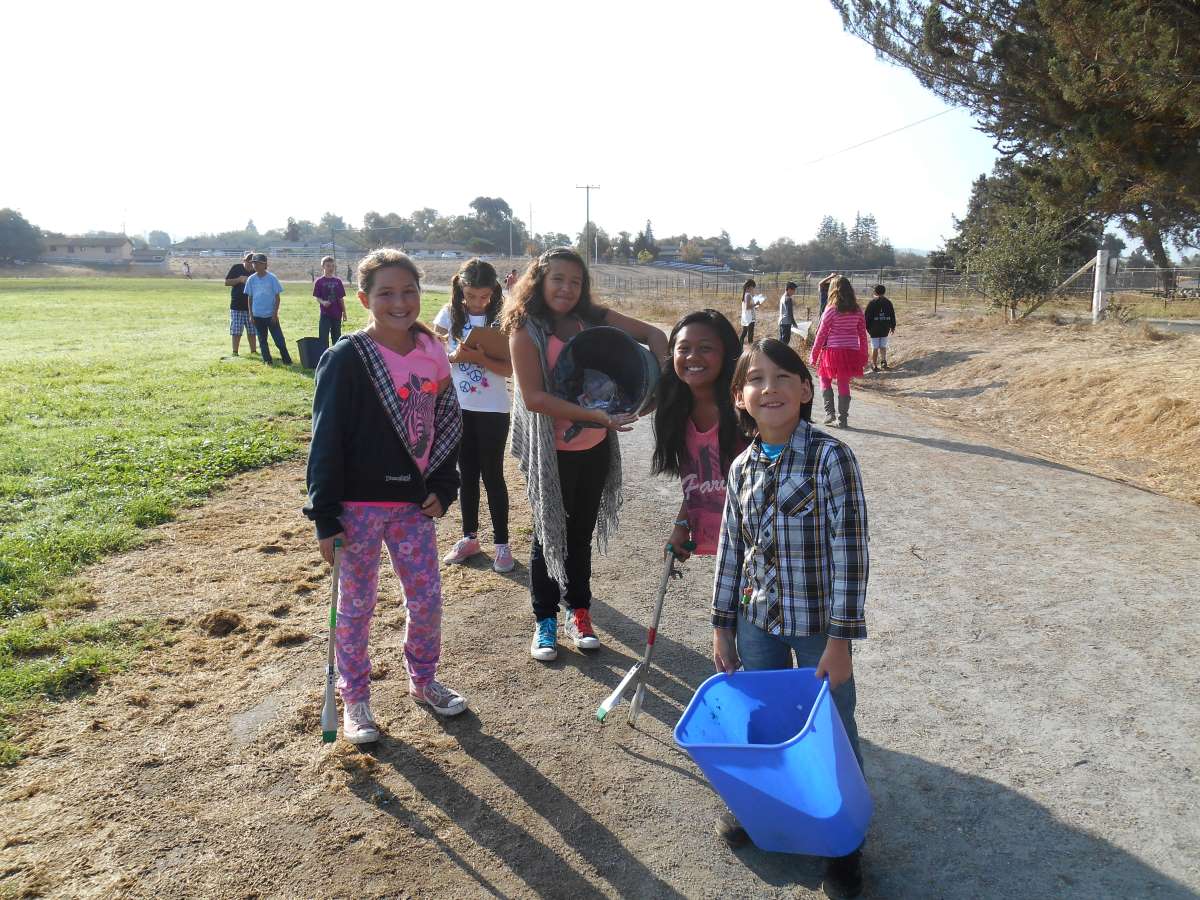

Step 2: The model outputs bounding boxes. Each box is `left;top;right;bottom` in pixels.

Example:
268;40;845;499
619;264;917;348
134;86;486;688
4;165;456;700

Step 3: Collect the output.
869;336;889;350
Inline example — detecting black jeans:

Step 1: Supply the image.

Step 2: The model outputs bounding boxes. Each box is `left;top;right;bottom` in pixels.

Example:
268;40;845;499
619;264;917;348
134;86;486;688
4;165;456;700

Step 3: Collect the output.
779;323;792;345
252;316;292;364
529;438;610;620
460;410;510;544
318;315;342;349
739;322;755;344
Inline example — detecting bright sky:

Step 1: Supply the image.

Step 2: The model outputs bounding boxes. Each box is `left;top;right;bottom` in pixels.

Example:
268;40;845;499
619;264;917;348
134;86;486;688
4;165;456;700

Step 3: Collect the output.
5;0;998;253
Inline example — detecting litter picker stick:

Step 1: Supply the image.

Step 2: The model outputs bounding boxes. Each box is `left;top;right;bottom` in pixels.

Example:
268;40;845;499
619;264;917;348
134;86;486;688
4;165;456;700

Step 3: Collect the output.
595;540;694;724
596;663;642;722
627;541;692;725
320;540;342;743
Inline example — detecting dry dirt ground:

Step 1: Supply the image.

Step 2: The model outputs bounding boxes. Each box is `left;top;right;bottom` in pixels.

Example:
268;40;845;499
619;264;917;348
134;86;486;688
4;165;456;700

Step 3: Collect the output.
849;311;1200;506
3;381;1199;899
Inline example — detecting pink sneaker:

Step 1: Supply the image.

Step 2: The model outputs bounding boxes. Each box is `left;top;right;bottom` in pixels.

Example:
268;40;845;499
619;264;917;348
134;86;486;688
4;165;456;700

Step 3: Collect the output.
442;536;480;565
493;543;515;573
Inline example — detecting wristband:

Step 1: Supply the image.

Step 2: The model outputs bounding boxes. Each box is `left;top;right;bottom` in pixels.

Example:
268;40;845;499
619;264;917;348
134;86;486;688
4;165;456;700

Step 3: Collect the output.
674;519;690;529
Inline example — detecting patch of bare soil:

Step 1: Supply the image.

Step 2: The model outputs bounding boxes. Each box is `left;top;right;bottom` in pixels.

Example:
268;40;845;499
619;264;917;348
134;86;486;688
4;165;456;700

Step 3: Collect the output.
2;378;1199;898
854;312;1200;505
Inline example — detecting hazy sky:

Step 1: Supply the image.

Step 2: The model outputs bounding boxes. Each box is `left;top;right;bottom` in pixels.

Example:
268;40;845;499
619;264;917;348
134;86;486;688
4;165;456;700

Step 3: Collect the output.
5;0;998;252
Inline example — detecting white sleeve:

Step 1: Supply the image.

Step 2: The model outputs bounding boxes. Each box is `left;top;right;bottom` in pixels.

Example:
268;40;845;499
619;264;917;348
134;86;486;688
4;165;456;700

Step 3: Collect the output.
432;304;452;329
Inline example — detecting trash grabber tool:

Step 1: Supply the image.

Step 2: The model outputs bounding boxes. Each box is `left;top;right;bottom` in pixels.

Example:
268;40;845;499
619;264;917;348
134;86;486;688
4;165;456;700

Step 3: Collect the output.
596;539;695;723
596;547;676;723
320;540;342;743
596;662;642;723
626;539;695;726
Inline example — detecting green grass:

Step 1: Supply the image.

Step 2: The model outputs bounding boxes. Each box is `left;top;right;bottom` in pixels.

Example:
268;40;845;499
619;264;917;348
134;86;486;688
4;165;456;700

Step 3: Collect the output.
0;276;446;763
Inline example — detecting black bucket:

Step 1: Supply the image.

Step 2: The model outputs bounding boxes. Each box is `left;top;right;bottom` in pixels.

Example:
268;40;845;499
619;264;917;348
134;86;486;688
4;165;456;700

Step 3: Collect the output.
549;326;662;443
297;337;325;369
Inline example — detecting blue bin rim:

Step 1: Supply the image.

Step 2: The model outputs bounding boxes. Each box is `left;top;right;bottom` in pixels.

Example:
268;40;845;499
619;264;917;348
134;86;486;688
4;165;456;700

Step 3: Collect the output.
674;669;831;751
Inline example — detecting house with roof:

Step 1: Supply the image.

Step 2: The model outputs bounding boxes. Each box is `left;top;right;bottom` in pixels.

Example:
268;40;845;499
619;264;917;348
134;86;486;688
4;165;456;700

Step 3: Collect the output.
41;236;134;265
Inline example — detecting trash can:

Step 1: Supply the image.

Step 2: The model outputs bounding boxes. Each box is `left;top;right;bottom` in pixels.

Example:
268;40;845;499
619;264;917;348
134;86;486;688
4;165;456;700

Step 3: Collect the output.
549;325;661;443
297;337;324;370
674;669;871;857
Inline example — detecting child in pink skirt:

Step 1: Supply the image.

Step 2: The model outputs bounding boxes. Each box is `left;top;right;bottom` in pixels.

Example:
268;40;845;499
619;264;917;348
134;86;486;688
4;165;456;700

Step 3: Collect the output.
809;276;869;428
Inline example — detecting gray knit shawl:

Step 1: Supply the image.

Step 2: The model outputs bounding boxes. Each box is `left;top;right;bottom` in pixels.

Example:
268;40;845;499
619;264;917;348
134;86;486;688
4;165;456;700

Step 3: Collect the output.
510;317;623;588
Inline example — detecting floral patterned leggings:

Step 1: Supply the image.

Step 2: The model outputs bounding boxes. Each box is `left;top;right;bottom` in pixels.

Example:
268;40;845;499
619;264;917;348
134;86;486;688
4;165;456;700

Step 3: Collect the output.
336;503;442;703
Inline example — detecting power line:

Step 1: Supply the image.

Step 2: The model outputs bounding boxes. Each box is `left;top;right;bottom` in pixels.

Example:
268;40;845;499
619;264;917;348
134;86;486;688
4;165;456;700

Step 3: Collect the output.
805;108;955;165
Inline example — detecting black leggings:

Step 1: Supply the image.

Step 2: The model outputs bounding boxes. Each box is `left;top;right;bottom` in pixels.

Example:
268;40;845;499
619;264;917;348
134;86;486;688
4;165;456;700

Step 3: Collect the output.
739;322;755;345
529;437;610;620
459;410;510;544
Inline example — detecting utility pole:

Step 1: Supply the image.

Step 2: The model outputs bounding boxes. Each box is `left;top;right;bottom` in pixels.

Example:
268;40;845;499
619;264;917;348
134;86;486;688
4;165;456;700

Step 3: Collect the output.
576;184;599;265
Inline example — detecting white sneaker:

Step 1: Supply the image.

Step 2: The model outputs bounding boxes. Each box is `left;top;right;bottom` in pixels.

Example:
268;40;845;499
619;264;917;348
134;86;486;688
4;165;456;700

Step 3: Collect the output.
443;536;480;565
564;608;601;650
410;680;467;716
493;543;515;573
343;700;380;744
530;617;558;661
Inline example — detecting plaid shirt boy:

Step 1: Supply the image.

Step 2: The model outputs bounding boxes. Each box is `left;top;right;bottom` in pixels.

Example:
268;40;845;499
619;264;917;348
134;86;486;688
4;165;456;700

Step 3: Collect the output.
711;420;869;640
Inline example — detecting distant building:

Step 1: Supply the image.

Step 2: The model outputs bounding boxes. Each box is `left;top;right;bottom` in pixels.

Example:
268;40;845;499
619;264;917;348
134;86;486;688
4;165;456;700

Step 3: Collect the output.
41;236;134;265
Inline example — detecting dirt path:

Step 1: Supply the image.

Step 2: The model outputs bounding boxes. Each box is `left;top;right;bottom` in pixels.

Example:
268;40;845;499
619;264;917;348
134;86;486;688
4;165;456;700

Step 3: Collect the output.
2;395;1198;899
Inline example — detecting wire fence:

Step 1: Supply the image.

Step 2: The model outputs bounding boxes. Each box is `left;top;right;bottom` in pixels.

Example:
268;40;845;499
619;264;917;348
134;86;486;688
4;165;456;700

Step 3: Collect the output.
594;266;1200;310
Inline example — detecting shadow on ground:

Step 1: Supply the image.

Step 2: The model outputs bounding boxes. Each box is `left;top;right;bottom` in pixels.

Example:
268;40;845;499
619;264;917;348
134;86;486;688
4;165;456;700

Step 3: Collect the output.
730;740;1197;899
852;427;1084;475
356;713;687;899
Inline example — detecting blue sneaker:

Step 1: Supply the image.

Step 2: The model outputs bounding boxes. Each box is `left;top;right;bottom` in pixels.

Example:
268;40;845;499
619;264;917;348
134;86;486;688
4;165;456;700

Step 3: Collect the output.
530;617;558;661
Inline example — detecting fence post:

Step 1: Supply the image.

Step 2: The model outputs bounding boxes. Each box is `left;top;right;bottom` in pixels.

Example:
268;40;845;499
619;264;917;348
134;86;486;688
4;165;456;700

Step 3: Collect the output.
1092;249;1109;324
933;271;939;314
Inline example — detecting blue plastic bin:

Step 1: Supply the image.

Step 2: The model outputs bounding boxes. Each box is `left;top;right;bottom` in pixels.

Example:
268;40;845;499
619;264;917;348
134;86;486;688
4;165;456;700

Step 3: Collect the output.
674;668;872;856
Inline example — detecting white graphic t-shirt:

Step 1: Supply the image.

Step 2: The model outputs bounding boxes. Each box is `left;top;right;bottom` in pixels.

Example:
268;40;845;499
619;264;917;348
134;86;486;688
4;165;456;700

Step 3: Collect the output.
433;305;510;414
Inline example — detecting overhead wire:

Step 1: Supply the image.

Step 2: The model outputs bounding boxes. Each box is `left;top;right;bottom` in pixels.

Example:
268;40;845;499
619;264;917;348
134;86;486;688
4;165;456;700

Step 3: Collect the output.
805;108;956;165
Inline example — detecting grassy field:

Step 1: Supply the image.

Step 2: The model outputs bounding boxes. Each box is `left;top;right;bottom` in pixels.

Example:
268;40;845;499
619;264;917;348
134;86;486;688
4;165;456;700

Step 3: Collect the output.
0;277;446;763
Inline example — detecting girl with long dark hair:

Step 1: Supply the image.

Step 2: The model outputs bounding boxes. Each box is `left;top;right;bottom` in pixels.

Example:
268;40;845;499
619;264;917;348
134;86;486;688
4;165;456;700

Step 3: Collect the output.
651;309;745;559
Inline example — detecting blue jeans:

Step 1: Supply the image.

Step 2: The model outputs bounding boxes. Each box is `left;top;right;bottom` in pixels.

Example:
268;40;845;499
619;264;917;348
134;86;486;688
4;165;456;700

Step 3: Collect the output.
252;316;292;364
735;620;863;773
318;315;342;349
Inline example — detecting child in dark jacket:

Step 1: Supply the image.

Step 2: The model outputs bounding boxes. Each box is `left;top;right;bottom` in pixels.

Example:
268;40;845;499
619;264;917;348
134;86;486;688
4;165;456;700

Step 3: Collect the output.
864;285;897;372
305;249;466;744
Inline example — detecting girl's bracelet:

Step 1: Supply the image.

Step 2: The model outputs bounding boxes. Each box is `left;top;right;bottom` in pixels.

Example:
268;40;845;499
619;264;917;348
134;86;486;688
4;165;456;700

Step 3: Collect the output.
674;518;690;530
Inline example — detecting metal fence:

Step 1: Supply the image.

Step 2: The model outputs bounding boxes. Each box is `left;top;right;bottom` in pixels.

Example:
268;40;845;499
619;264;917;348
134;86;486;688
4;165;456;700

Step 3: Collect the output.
594;265;1200;308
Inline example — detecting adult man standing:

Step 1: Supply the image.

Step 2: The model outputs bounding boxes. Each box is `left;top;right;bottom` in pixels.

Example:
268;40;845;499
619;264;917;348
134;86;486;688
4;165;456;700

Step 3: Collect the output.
224;251;258;356
244;252;293;365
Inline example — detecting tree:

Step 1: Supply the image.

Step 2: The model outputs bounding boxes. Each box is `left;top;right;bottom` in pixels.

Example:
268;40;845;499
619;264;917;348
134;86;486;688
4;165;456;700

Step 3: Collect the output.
762;238;800;273
960;205;1068;319
927;249;956;270
832;0;1200;282
576;222;610;261
148;230;171;249
540;232;572;250
680;240;704;264
285;217;301;242
410;208;440;238
319;212;346;234
245;219;258;236
946;159;1104;272
468;197;513;230
0;209;42;264
613;231;633;261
